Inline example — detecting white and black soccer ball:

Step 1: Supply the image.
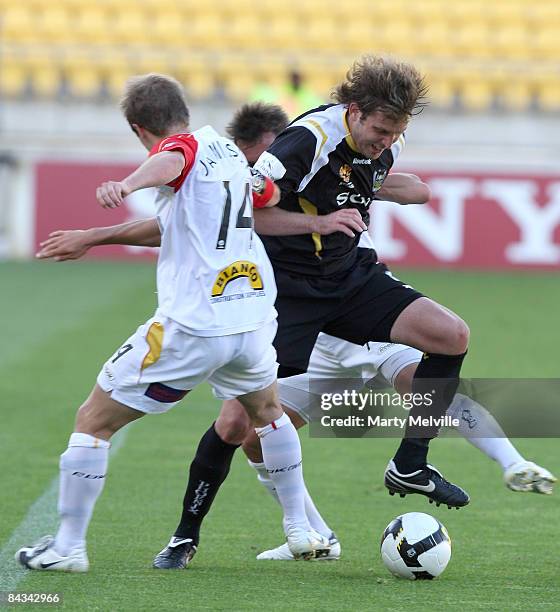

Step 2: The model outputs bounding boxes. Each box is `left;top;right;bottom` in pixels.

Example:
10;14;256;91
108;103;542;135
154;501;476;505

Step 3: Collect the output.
380;512;451;580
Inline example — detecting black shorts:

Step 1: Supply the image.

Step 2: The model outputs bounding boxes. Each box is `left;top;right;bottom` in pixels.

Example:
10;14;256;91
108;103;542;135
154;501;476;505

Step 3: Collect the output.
272;249;423;376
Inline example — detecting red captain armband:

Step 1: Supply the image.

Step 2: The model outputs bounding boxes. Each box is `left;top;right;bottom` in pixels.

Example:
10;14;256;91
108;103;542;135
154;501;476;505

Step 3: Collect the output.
251;168;275;208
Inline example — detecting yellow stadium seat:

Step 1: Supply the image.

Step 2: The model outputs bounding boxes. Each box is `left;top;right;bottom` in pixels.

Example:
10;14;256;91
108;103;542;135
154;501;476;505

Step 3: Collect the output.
532;28;560;61
222;74;256;103
526;3;560;29
490;25;530;62
0;63;28;97
265;19;303;53
303;19;339;52
456;70;495;111
500;78;534;112
337;21;376;55
252;56;294;92
65;65;103;98
2;7;39;44
30;65;61;98
407;0;447;27
425;72;457;109
451;22;493;60
366;20;417;57
183;15;227;51
174;56;216;99
186;71;215;100
131;53;171;76
536;76;560;112
105;69;133;99
227;16;266;53
111;11;150;45
37;7;74;44
75;7;113;45
303;70;334;101
416;22;452;58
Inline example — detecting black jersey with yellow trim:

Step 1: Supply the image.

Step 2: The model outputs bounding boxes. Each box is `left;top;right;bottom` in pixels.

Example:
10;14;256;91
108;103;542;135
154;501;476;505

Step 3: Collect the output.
254;103;404;276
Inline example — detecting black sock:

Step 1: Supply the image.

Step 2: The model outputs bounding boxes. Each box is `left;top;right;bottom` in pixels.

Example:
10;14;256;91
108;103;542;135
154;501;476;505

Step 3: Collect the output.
174;422;239;545
394;351;466;472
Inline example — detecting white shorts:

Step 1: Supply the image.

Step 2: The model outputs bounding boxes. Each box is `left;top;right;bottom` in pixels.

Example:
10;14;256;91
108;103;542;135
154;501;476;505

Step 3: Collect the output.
97;312;278;414
278;333;422;423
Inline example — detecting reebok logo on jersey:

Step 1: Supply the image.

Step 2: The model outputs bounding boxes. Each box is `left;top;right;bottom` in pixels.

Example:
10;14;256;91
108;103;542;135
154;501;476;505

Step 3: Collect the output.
353;158;371;164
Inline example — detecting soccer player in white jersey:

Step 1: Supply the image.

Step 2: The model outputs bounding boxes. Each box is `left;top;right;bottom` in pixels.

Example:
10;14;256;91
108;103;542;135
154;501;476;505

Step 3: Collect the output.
16;75;331;572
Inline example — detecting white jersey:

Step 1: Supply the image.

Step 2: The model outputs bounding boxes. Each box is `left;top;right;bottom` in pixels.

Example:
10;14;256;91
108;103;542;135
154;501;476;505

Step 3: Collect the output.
152;126;277;336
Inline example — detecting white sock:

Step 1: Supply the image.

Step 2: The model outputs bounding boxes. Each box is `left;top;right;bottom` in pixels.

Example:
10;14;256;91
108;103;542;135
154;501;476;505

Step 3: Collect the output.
248;460;280;501
255;413;310;533
54;433;110;555
248;460;332;538
448;394;524;470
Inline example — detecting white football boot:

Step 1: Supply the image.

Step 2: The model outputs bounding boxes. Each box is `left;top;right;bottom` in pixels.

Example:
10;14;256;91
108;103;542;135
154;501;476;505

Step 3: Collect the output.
504;460;557;494
285;527;331;560
16;535;89;572
259;532;340;561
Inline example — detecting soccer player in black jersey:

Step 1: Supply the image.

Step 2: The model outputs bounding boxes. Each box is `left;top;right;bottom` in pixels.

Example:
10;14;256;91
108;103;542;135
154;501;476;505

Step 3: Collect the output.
252;56;470;511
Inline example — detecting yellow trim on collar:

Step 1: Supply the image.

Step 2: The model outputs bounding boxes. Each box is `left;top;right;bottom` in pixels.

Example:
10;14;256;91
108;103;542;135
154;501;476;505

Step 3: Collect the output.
343;111;359;153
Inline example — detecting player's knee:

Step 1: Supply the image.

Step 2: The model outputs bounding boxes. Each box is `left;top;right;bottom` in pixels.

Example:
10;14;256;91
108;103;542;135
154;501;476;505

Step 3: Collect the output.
432;312;469;355
248;399;283;428
448;317;470;354
216;401;252;445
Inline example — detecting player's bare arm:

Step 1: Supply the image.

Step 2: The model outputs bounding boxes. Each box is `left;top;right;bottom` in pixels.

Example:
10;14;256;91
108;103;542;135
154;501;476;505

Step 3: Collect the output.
376;172;431;205
254;207;367;238
97;151;185;209
36;218;162;261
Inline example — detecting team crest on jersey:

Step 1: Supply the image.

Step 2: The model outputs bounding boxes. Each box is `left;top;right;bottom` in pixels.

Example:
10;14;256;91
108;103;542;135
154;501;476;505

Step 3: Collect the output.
339;164;352;183
372;169;388;192
211;260;263;297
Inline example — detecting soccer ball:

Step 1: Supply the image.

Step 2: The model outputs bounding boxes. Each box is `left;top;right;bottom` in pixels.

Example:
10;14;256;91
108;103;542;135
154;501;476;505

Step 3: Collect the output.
380;512;451;580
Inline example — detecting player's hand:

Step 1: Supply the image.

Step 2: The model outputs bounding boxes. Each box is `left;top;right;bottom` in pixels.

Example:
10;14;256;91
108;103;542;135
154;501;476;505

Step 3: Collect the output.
36;230;91;261
313;209;367;237
96;180;131;209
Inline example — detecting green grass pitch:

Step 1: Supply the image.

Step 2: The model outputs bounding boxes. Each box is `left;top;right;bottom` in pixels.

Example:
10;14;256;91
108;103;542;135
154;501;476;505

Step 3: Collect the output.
1;261;559;611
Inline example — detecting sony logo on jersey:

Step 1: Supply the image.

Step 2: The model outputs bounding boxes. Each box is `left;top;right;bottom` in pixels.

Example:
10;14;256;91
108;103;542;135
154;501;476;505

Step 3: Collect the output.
353;158;372;165
336;192;374;208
